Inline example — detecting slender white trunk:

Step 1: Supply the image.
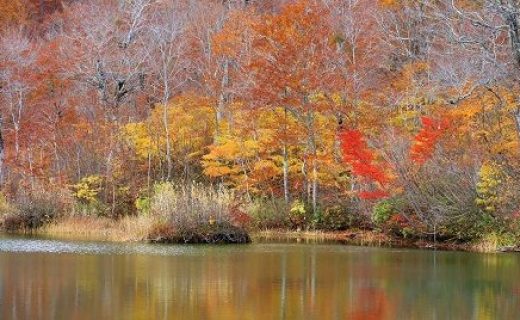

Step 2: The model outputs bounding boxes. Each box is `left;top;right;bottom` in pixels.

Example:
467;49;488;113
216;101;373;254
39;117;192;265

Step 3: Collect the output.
312;161;318;218
163;102;172;180
162;62;173;181
0;116;5;186
307;110;318;219
215;59;229;139
283;144;290;204
513;107;520;150
282;108;290;204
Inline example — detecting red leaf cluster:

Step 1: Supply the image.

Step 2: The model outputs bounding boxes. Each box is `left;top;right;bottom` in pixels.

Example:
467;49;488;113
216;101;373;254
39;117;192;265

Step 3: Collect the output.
340;130;389;200
410;117;450;164
340;130;388;185
359;190;390;200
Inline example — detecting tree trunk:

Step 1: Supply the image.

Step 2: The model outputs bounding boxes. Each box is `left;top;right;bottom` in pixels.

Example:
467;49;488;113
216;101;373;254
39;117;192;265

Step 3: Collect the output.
215;59;229;139
0;116;4;187
162;65;173;181
505;9;520;68
163;103;172;180
283;144;290;204
513;106;520;150
307;110;318;220
282;107;290;204
312;160;318;220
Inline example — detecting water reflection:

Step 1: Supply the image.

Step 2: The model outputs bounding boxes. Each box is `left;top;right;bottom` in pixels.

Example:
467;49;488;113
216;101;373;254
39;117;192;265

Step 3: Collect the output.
0;238;519;319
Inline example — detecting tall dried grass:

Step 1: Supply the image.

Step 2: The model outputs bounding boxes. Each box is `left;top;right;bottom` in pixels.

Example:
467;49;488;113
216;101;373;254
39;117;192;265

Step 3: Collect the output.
41;215;162;241
151;182;234;229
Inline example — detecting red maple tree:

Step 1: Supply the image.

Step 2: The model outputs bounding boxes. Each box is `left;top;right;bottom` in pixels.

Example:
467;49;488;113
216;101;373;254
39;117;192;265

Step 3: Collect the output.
340;130;389;199
410;116;450;165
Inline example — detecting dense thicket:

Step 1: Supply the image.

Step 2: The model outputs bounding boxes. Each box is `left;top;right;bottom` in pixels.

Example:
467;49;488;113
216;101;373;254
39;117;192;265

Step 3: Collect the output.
2;0;520;243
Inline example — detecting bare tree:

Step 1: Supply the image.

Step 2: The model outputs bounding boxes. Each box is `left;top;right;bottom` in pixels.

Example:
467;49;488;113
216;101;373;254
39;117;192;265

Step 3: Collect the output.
146;1;189;180
0;29;37;162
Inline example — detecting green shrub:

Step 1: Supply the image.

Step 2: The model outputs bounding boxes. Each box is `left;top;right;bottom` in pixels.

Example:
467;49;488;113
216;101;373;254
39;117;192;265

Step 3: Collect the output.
248;197;289;229
317;204;365;231
372;198;403;226
288;199;313;229
477;232;517;251
135;196;151;215
400;226;416;239
443;210;507;241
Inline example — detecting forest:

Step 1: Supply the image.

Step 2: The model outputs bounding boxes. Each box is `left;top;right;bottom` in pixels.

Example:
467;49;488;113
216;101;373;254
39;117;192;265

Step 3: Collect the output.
1;0;520;249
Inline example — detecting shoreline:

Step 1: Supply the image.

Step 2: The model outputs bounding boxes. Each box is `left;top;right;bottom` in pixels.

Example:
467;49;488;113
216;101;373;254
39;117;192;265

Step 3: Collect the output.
2;216;517;253
253;229;476;252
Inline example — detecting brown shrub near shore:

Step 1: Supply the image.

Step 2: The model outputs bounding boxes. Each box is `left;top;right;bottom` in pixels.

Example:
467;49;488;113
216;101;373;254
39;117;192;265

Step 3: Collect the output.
149;222;251;244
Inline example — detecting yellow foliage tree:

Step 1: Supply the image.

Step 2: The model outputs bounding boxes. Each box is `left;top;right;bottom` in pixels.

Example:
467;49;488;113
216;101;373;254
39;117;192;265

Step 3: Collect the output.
123;93;215;180
476;162;504;214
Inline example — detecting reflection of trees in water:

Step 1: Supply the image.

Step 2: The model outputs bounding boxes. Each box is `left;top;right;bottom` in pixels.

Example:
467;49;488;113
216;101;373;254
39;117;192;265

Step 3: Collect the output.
349;287;390;320
0;247;519;319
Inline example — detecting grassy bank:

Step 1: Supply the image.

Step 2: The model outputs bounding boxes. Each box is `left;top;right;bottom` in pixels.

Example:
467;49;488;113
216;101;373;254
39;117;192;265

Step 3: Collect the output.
252;229;520;253
2;214;515;252
28;215;251;244
253;229;392;246
38;216;159;242
1;182;519;251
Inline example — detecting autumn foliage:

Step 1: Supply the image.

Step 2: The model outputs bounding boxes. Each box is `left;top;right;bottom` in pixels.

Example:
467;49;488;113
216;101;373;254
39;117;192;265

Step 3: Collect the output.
410;117;450;165
1;0;520;239
340;130;388;185
339;130;389;199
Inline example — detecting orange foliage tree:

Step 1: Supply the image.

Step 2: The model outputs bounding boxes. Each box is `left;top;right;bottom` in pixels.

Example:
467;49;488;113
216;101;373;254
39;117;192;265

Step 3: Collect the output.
410;116;450;165
246;0;343;214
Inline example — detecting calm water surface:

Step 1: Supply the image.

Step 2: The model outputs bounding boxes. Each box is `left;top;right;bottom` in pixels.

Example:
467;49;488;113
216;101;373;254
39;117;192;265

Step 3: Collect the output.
0;235;519;320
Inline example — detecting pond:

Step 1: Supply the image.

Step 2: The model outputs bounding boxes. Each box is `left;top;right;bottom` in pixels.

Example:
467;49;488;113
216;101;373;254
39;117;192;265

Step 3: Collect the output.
0;235;519;319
